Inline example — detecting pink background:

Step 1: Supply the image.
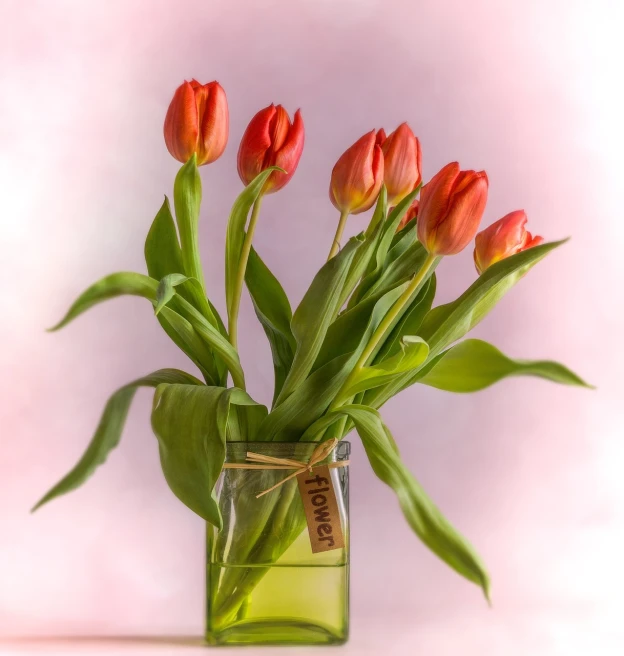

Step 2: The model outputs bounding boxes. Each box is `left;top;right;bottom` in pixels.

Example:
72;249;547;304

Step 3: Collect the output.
1;0;623;654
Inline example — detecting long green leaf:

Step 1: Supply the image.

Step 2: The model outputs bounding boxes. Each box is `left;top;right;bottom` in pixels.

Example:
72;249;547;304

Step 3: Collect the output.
49;272;159;331
276;235;363;404
415;339;590;392
32;369;202;512
245;247;296;406
151;384;265;527
365;240;567;409
420;240;567;356
302;405;490;600
225;168;282;320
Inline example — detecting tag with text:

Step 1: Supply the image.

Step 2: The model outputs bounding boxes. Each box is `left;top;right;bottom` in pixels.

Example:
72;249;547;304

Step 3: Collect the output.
297;465;345;553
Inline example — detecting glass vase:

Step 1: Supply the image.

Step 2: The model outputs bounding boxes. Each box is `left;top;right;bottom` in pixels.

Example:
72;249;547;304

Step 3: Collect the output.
205;440;350;646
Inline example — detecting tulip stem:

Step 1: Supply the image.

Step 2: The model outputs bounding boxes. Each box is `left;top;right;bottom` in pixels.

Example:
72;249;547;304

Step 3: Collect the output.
330;252;438;409
327;210;350;261
228;196;263;351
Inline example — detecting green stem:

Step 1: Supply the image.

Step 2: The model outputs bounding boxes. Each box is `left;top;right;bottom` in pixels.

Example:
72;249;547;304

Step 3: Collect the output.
331;252;439;409
327;210;350;261
228;196;264;350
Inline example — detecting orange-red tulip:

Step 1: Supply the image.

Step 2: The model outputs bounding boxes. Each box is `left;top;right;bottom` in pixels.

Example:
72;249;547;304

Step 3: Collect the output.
329;130;385;215
164;80;228;166
380;123;422;206
473;210;544;274
417;162;488;256
396;199;419;231
237;104;304;194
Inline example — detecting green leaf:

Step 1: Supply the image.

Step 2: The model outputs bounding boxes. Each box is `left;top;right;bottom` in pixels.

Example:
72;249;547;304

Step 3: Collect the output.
155;274;218;328
225;168;283;321
245;247;296;406
365;240;567;410
144;197;184;281
32;369;202;512
361;240;429;302
337;189;388;307
376;275;436;362
262;283;408;441
420;240;567;356
48;272;159;331
173;155;202;282
276;235;364;404
48;271;227;386
349;187;421;308
151;384;266;527
337;336;429;401
415;339;591;392
302;405;490;600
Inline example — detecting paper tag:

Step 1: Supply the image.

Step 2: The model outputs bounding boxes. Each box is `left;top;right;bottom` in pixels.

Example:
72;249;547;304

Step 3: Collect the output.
296;465;345;553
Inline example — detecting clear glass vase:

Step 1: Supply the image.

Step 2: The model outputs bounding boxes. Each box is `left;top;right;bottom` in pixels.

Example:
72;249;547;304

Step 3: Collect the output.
205;440;350;646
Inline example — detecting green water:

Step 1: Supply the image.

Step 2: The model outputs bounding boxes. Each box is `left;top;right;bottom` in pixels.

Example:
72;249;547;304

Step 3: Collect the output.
206;560;349;645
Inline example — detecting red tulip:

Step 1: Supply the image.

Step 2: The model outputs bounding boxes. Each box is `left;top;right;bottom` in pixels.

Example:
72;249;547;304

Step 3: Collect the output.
380;123;422;206
329;130;385;215
164;80;228;166
417;162;488;256
473;210;544;274
396;199;419;232
237;104;304;194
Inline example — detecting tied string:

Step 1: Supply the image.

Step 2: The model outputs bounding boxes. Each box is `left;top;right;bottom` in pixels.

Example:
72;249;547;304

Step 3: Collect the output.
222;438;350;498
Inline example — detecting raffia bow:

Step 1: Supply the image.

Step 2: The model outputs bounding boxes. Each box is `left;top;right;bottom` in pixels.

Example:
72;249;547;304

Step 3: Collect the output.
222;438;350;498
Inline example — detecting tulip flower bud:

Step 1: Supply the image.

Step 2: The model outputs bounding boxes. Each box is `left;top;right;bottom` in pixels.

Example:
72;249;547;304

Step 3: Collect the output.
380;123;422;206
237;104;304;194
329;130;385;215
473;210;544;274
417;162;488;256
164;80;229;166
396;199;419;232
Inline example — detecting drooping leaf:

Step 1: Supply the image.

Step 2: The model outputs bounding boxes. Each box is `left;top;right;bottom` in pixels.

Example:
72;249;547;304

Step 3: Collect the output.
48;272;159;331
245;246;296;406
301;405;490;600
414;339;591;392
336;336;429;402
32;369;202;512
151;384;266;527
275;235;363;404
225;168;283;321
155;274;218;329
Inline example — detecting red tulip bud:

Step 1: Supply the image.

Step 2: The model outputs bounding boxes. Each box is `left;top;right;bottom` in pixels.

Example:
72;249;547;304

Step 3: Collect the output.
164;80;228;166
381;123;422;206
396;199;419;232
473;210;544;274
329;130;385;215
237;104;304;194
417;162;488;256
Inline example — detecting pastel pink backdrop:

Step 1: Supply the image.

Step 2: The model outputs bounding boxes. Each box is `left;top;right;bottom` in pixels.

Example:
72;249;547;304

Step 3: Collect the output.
1;1;623;654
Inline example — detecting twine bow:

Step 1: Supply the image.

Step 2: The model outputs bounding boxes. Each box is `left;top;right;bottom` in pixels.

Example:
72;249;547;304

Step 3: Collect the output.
222;438;349;498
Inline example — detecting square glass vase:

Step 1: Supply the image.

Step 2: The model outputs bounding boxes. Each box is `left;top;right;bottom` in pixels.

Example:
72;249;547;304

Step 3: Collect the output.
205;440;350;646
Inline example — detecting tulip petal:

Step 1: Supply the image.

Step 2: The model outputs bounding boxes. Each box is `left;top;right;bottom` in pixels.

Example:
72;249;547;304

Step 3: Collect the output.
382;123;421;206
164;81;199;163
198;82;229;165
271;109;305;192
237;105;276;186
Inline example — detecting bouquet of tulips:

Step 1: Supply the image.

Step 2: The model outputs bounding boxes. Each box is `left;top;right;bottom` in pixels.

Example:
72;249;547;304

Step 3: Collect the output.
34;79;588;606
